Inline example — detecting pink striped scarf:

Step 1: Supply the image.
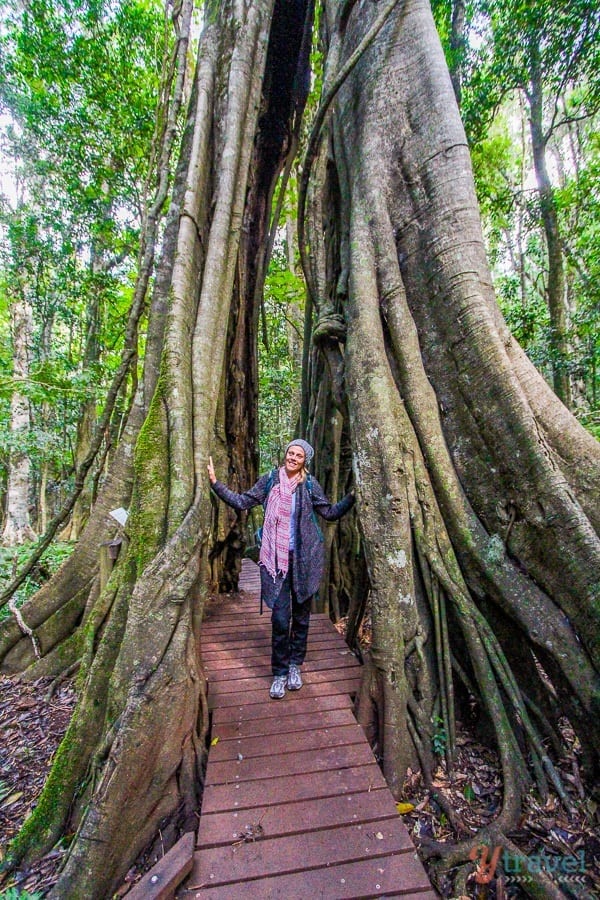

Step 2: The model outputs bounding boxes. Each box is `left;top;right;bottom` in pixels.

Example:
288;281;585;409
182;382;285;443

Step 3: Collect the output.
260;466;302;580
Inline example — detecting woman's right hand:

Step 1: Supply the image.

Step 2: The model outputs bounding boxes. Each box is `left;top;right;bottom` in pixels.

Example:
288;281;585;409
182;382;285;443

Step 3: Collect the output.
207;456;217;484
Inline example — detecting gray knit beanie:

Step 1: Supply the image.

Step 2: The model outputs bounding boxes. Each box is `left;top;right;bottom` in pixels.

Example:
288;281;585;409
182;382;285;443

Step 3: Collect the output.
285;438;314;464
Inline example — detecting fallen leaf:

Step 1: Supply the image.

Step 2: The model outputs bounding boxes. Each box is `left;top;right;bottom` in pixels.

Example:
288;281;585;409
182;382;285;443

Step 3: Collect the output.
2;791;24;807
210;736;219;746
396;802;415;814
463;784;476;802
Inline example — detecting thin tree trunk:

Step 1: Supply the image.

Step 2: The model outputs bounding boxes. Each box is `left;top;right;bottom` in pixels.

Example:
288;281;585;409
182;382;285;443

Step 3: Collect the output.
527;42;572;408
2;294;36;546
449;0;466;105
64;250;104;541
38;458;48;533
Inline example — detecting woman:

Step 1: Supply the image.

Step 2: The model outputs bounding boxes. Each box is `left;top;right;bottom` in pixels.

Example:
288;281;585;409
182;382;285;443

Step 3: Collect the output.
207;440;355;699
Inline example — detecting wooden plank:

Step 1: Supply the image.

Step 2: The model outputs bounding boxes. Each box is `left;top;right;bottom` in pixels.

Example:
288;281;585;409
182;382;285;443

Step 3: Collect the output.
201;611;332;627
203;628;340;646
201;634;342;653
203;624;337;639
191;819;415;885
126;831;195;900
203;626;346;643
183;854;436;899
204;740;376;786
201;621;335;640
201;763;387;814
206;653;359;684
210;691;352;726
208;676;360;709
202;621;343;637
202;618;262;628
203;643;360;672
204;616;346;631
204;605;259;617
209;722;365;762
205;608;333;623
205;654;356;677
198;788;397;848
203;656;355;677
206;646;351;661
188;558;435;900
201;634;344;657
203;627;348;643
208;665;360;696
212;705;356;740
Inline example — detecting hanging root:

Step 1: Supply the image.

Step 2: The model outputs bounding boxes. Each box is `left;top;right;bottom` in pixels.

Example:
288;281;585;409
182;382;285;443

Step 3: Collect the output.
9;596;41;661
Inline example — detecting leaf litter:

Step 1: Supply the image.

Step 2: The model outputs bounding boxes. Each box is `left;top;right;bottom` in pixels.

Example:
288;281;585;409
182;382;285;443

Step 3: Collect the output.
0;673;76;895
401;725;600;898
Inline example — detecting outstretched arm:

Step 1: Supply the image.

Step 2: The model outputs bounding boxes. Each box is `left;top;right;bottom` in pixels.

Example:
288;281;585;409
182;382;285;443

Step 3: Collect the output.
310;479;355;521
208;457;270;511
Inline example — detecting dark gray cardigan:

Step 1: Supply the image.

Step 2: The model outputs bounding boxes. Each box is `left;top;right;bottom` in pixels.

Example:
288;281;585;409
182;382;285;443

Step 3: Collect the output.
211;470;354;608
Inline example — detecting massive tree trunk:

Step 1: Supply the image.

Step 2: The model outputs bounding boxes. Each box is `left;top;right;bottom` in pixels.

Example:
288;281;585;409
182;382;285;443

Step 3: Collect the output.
3;3;311;897
2;293;36;546
302;0;599;877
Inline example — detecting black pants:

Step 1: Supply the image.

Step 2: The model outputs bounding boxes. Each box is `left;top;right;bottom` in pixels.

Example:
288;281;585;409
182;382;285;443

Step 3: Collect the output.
271;553;311;676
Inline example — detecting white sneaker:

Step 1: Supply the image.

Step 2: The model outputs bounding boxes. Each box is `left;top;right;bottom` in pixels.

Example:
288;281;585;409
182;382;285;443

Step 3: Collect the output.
269;675;287;699
287;665;303;691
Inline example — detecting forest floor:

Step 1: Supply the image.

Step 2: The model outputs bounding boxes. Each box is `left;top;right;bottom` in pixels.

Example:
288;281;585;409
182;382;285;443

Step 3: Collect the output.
0;673;75;897
0;601;599;898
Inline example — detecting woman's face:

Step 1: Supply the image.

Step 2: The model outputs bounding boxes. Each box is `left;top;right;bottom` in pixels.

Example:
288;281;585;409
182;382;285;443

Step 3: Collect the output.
285;445;306;474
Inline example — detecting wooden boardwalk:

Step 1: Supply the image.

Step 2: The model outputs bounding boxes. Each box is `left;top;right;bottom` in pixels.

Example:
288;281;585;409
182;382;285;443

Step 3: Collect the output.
185;560;436;899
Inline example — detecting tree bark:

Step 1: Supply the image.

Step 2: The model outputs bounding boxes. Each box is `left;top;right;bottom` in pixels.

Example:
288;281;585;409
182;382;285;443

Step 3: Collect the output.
213;0;312;591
